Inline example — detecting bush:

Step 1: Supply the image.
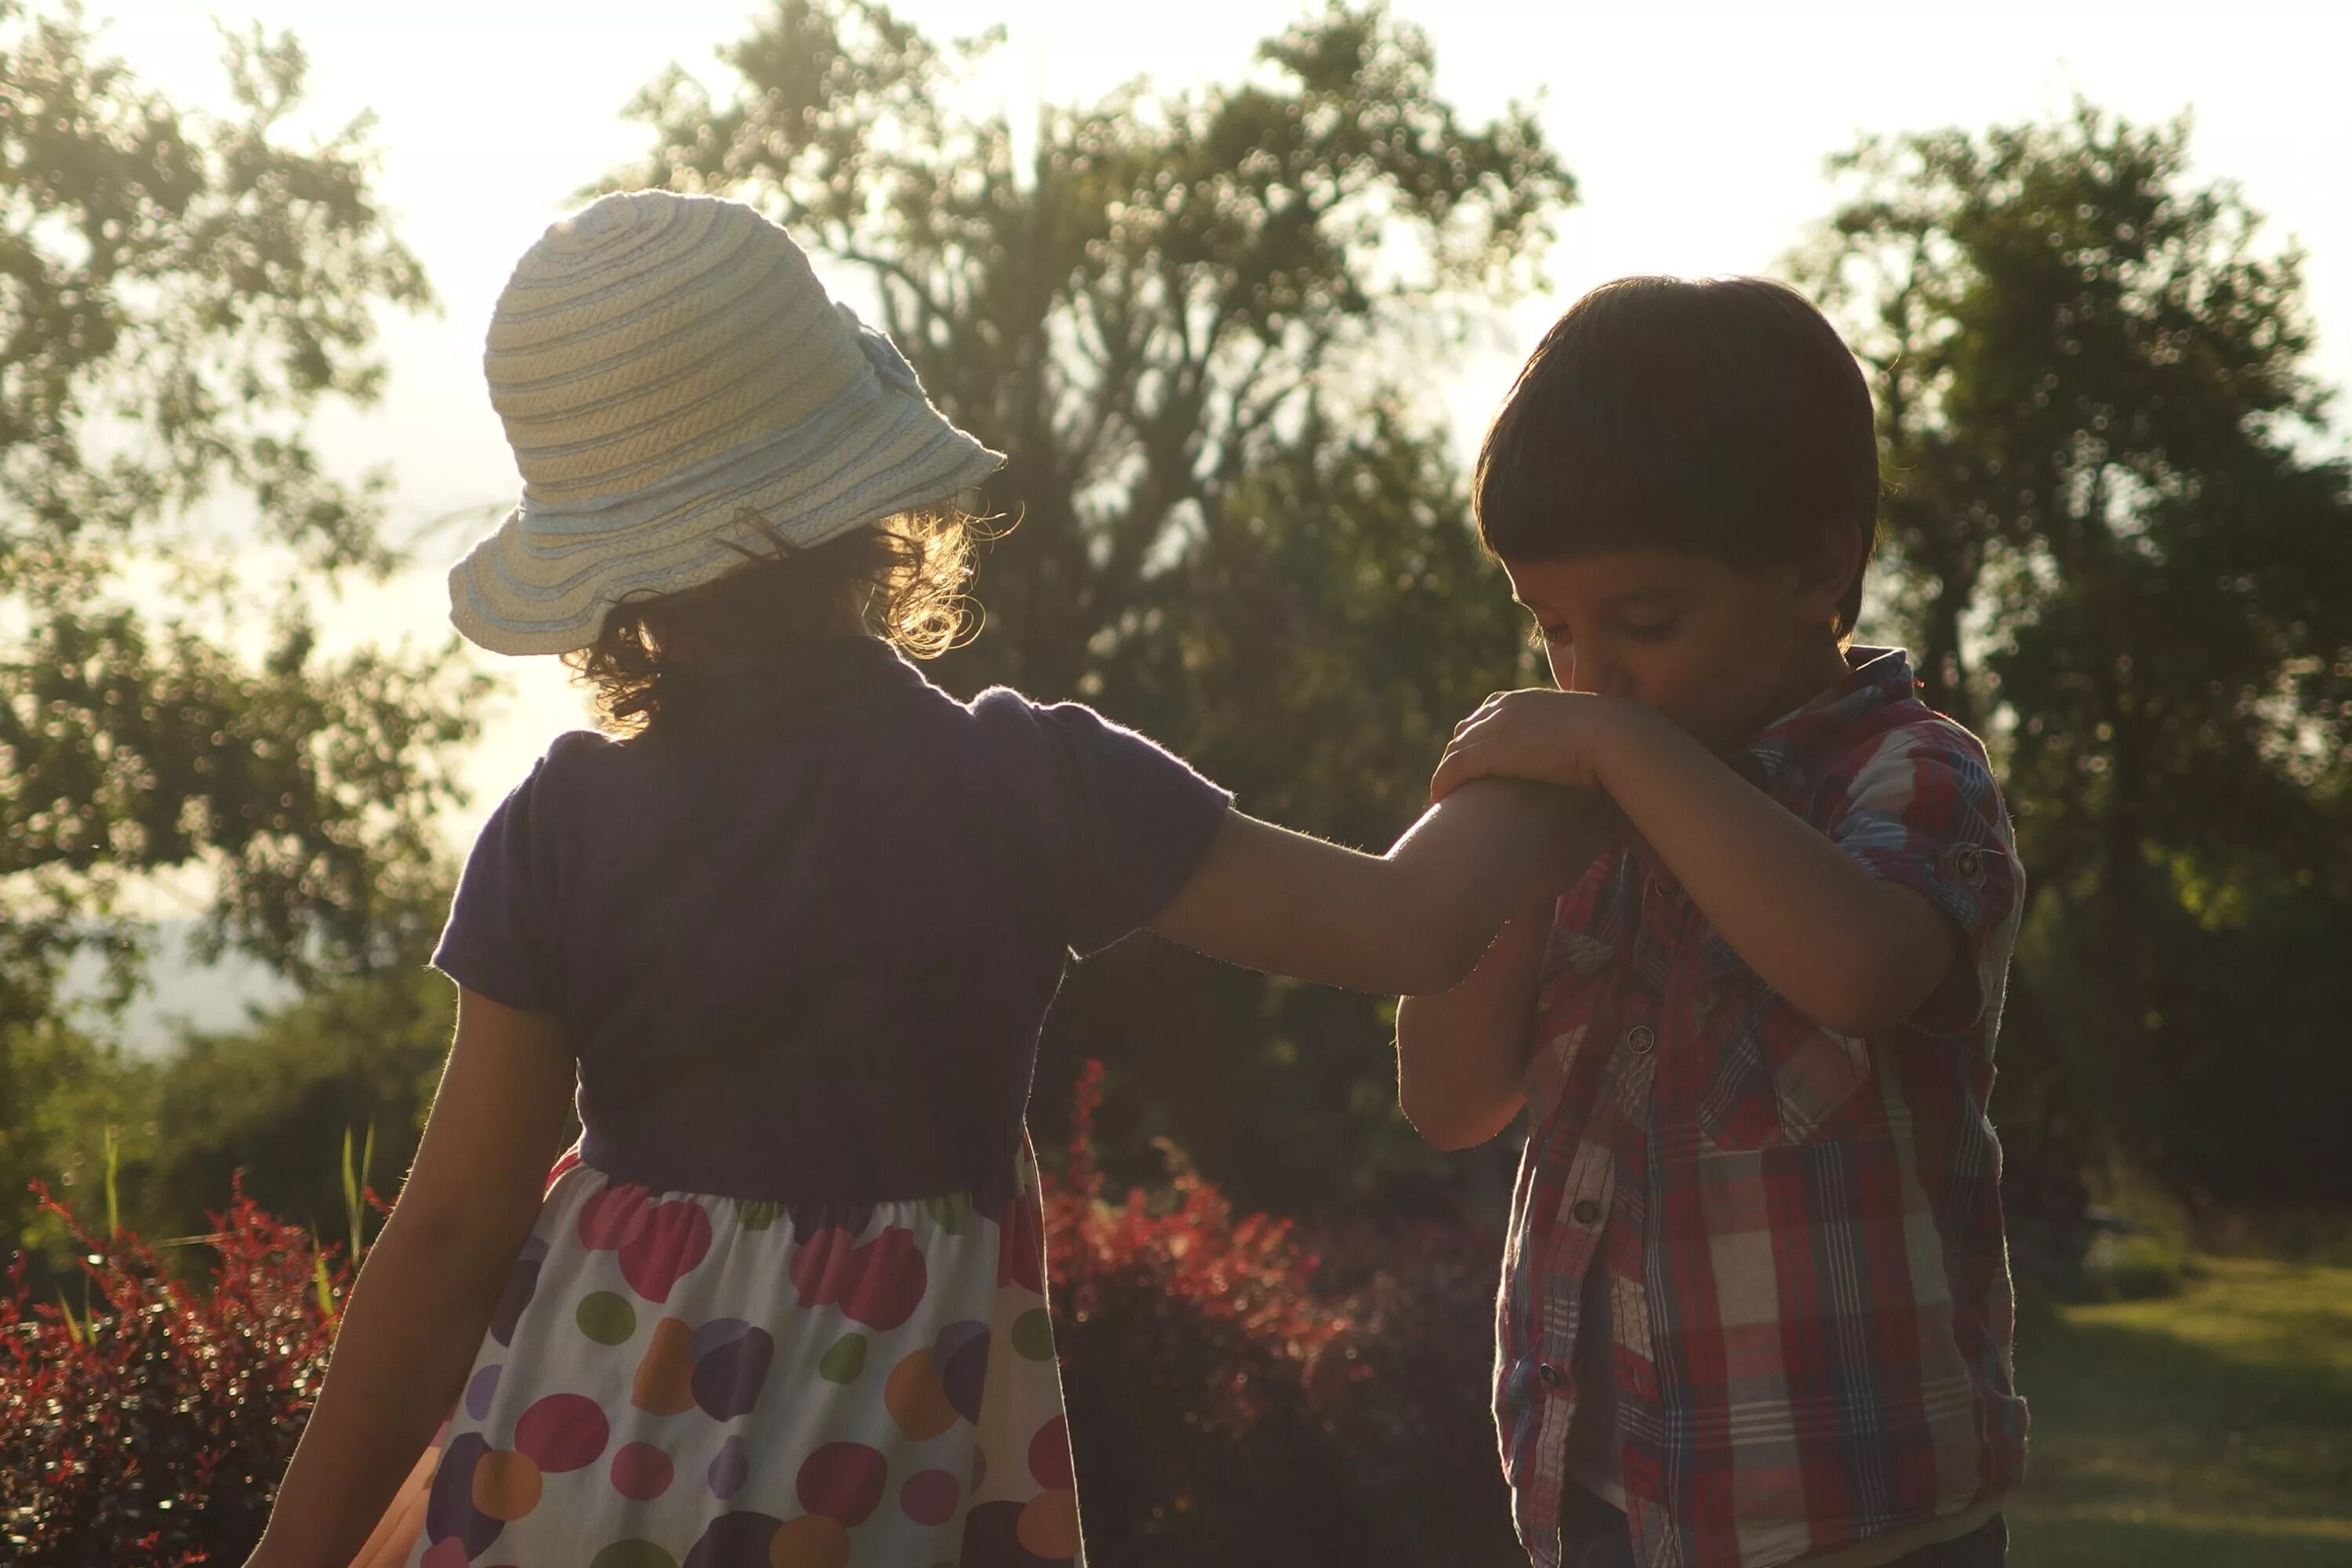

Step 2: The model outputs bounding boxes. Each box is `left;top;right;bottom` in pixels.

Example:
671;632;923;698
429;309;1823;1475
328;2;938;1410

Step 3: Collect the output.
0;1183;350;1566
5;1066;1519;1567
1046;1061;1517;1567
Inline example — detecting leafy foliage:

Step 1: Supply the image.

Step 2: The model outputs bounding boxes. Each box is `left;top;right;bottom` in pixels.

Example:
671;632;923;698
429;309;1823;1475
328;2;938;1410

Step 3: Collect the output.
1047;1058;1518;1564
0;2;488;1246
0;1181;353;1566
1792;103;2352;1206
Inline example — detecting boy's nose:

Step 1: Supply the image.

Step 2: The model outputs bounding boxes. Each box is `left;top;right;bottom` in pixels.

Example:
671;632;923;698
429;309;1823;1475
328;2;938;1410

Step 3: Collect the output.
1570;657;1632;700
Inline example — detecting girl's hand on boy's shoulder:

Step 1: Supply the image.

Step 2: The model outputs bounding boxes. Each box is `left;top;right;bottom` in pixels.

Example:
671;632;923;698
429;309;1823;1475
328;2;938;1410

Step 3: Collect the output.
1432;689;1653;800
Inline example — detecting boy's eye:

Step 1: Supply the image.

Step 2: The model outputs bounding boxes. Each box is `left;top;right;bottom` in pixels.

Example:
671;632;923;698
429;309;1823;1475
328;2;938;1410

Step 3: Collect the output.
1624;616;1679;642
1527;620;1570;648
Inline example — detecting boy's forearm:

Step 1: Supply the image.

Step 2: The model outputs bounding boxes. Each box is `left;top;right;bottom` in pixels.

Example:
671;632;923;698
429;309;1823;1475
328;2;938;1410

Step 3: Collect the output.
1596;710;1956;1034
247;1203;531;1568
1395;884;1552;1149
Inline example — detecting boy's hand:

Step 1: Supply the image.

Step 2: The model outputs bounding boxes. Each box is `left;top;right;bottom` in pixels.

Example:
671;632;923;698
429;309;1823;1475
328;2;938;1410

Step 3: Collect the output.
1432;689;1646;800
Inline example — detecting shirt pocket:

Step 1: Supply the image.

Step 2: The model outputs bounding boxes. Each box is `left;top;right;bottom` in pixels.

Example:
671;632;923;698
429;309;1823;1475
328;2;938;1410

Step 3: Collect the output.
1676;935;1875;1151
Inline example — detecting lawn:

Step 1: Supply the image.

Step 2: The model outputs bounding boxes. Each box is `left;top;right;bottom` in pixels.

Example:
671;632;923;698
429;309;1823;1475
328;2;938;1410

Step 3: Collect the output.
2009;1257;2352;1566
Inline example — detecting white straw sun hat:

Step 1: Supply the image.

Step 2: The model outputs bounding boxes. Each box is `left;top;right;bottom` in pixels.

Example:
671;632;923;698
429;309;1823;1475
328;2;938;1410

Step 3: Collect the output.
448;190;1004;656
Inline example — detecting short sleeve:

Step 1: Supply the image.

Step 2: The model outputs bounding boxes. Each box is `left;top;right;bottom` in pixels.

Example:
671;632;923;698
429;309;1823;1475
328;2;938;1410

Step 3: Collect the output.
1828;724;2025;1037
431;752;561;1011
989;693;1233;956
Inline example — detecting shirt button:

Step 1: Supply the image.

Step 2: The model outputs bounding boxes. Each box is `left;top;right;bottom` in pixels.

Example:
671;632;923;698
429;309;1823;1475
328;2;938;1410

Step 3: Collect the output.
1538;1362;1566;1390
1626;1025;1656;1055
1571;1199;1602;1226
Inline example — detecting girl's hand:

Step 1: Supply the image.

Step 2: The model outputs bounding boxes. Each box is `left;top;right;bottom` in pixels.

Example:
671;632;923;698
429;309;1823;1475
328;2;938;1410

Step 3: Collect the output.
1432;689;1642;800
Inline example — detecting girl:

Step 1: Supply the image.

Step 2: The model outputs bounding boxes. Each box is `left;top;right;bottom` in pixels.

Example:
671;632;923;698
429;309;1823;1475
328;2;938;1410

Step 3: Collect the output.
243;191;1584;1568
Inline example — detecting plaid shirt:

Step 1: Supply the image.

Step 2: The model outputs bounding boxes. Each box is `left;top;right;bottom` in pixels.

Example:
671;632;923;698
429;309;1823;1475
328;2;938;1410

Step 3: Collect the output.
1495;647;2029;1568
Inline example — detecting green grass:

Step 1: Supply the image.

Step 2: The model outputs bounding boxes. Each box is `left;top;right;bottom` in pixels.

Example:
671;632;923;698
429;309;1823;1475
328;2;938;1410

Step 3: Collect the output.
2011;1257;2352;1566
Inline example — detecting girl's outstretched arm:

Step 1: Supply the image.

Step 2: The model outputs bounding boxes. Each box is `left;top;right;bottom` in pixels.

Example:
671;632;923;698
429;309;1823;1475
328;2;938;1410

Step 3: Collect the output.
1146;779;1598;996
244;989;576;1568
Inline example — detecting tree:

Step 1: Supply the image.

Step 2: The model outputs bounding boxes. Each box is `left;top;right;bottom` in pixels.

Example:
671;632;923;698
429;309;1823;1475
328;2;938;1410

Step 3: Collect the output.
1792;103;2352;1209
612;0;1572;1210
1;2;487;1246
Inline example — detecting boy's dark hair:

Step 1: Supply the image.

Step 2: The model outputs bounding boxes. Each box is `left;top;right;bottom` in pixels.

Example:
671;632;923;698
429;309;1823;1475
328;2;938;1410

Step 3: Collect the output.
1475;276;1879;635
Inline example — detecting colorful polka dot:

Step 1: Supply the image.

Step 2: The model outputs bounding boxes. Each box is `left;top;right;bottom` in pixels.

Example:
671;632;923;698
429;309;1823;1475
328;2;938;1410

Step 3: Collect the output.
471;1449;543;1521
1011;1308;1054;1361
610;1442;673;1501
631;1317;698;1415
592;1537;679;1568
419;1539;471;1568
1028;1416;1072;1491
490;1234;549;1347
817;1332;867;1384
995;1197;1044;1294
936;1320;989;1424
514;1392;608;1473
735;1198;781;1230
707;1434;749;1501
899;1468;960;1527
796;1441;887;1527
1017;1490;1080;1559
579;1185;652;1251
464;1362;503;1420
789;1225;927;1330
766;1515;851;1568
883;1348;957;1441
617;1199;714;1303
960;1500;1043;1567
920;1192;973;1234
688;1316;775;1421
577;1290;637;1345
681;1510;779;1568
423;1432;503;1560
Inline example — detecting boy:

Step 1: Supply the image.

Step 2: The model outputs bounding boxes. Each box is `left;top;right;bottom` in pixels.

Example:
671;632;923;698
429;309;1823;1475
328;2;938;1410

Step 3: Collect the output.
1402;277;2026;1568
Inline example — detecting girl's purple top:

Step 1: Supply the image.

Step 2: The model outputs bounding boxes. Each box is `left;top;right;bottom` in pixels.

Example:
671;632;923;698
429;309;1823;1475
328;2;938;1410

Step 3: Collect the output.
430;637;1230;1209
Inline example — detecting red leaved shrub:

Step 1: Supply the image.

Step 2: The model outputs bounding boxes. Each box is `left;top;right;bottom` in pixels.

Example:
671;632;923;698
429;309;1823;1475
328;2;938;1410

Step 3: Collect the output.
5;1067;1518;1566
1;1181;349;1566
1044;1061;1519;1566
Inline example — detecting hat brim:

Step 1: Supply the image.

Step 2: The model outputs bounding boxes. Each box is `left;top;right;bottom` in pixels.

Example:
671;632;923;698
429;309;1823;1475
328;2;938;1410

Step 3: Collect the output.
450;392;1003;657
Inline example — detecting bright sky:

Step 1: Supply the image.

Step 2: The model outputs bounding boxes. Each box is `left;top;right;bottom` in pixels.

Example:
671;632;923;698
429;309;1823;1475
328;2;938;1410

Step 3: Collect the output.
80;0;2352;854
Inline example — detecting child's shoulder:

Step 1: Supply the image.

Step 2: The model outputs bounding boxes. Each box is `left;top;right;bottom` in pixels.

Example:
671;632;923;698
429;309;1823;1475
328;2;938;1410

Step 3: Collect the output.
965;685;1171;756
1844;700;1994;771
1805;696;2013;855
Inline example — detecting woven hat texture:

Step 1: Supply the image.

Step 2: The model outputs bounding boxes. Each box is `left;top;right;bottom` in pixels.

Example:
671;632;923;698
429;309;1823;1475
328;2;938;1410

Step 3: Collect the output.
449;190;1003;655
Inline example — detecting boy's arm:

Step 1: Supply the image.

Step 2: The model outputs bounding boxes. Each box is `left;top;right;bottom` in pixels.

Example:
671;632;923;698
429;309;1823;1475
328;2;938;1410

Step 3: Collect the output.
1393;886;1552;1149
1395;799;1623;1149
1436;693;1957;1036
1146;780;1597;996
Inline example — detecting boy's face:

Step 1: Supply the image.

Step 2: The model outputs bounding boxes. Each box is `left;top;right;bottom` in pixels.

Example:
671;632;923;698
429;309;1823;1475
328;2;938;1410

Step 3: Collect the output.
1501;545;1856;756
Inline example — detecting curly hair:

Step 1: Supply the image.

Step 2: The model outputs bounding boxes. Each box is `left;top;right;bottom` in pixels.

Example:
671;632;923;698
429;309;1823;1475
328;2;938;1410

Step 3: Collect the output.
563;503;985;735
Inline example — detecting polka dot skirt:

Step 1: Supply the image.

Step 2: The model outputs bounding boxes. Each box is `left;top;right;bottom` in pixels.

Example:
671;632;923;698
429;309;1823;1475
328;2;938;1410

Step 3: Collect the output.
405;1155;1082;1568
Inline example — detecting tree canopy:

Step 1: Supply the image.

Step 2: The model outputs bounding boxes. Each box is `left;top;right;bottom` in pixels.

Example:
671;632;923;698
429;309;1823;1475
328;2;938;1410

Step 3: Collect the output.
1794;103;2352;1207
0;2;484;1244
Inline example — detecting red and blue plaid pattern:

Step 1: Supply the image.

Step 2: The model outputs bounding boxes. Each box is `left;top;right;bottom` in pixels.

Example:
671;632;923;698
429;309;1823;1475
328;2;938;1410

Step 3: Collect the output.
1496;647;2029;1568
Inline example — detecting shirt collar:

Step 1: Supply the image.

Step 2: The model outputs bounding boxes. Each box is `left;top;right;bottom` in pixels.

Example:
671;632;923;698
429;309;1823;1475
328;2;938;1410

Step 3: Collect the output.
1617;645;1918;911
1733;645;1918;796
